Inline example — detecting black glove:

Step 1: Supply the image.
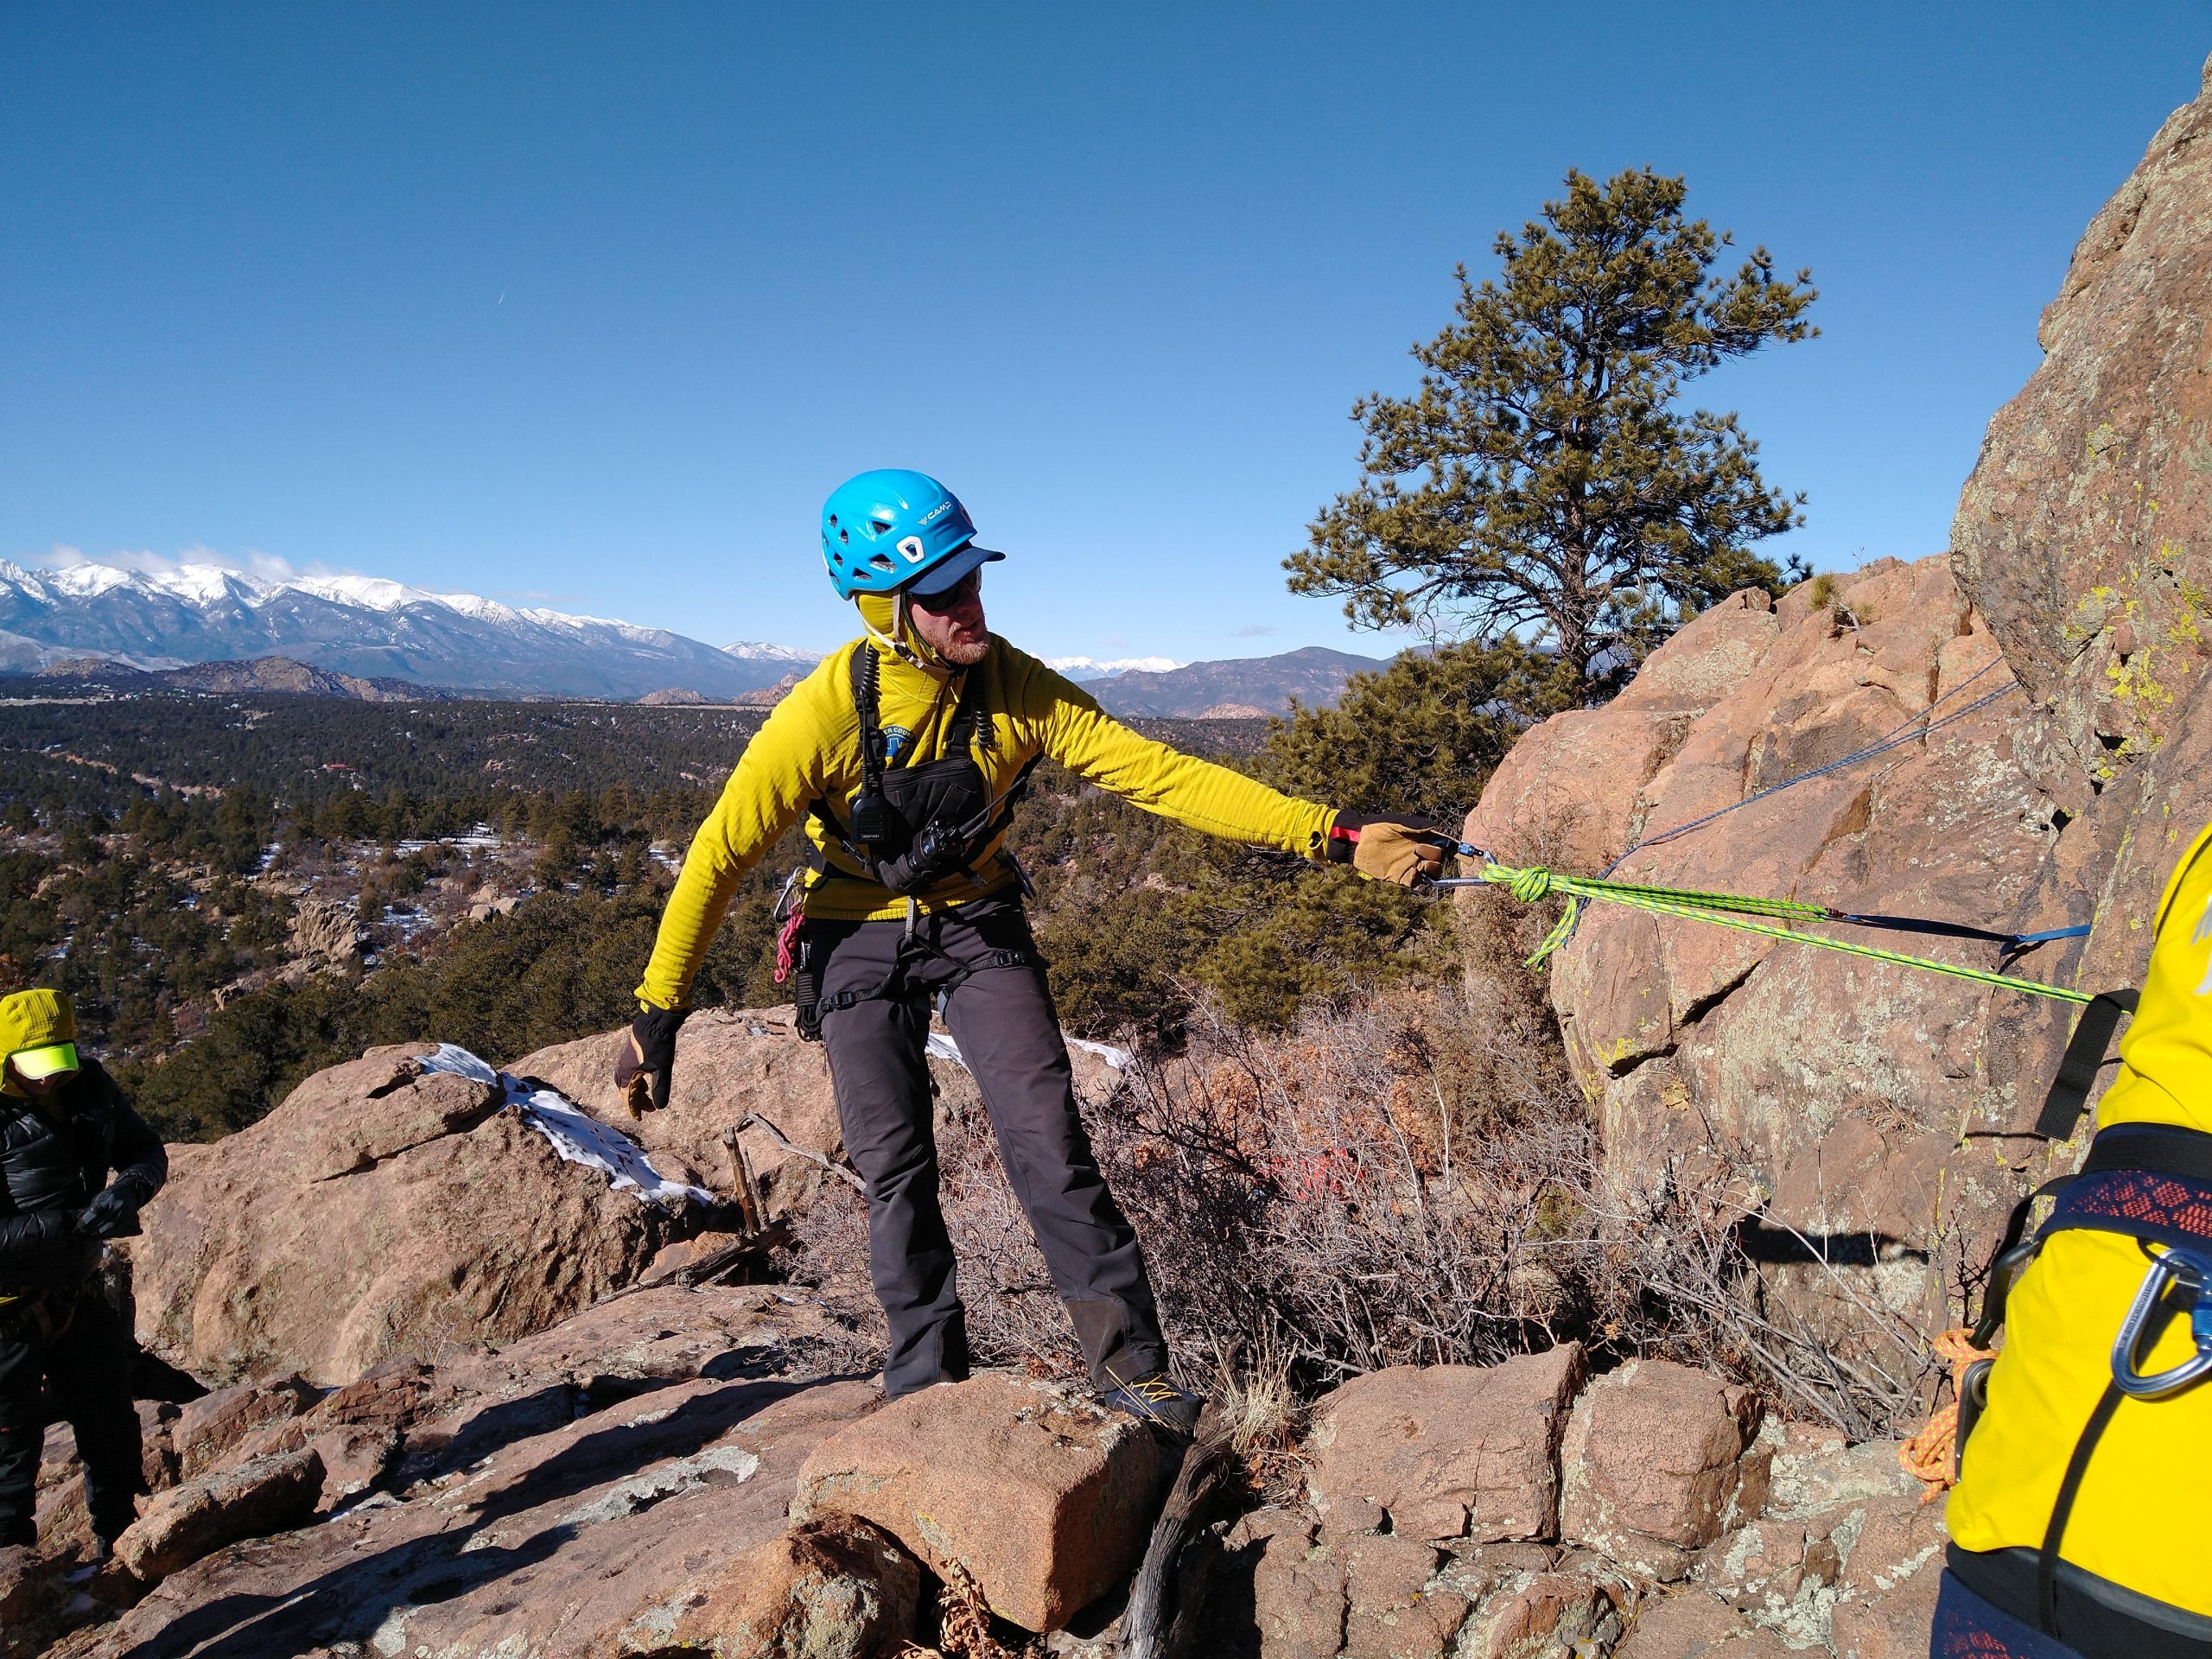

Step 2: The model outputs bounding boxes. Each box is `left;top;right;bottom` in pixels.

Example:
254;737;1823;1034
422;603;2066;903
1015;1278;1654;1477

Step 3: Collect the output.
1319;812;1451;887
613;1004;688;1116
78;1185;143;1241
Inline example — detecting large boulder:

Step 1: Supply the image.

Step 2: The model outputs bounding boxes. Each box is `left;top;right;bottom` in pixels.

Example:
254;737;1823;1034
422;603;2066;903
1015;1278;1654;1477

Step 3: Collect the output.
1464;557;2056;1354
133;1046;676;1387
114;1445;326;1584
1306;1344;1585;1542
514;1010;848;1218
792;1372;1159;1633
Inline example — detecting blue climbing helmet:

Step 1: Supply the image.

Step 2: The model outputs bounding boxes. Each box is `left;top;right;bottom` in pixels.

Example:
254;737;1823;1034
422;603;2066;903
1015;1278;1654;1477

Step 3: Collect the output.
820;469;1002;601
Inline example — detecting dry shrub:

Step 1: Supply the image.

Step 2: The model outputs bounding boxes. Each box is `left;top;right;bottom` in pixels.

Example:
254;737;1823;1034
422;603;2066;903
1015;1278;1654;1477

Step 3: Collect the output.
791;974;1594;1393
1572;1142;1938;1439
791;918;1938;1437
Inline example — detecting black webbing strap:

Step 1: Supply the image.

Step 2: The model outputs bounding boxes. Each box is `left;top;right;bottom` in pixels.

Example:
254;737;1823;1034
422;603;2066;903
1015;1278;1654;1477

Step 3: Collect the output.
2075;1122;2212;1183
854;644;887;785
2032;989;2140;1141
1836;911;2045;947
2039;1378;2122;1634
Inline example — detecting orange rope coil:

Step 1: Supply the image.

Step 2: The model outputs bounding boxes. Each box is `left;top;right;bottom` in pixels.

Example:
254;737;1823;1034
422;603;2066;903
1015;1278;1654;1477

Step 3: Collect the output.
1899;1325;1997;1499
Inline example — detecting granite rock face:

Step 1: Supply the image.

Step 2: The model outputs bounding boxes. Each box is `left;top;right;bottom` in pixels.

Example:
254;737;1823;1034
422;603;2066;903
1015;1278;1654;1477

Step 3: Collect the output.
68;1287;877;1658
1946;60;2212;1160
1950;54;2212;810
1464;557;2053;1348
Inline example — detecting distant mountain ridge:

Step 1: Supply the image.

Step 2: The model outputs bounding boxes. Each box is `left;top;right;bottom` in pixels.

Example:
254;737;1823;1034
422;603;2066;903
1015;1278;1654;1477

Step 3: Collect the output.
1072;645;1388;717
0;561;818;701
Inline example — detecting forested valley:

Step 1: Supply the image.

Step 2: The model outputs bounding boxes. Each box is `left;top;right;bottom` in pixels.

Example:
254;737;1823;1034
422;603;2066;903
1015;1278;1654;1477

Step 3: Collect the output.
0;639;1557;1143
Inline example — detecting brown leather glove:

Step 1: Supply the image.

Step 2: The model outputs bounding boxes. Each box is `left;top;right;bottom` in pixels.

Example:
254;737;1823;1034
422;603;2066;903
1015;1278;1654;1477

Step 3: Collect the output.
1321;813;1449;887
613;1004;688;1116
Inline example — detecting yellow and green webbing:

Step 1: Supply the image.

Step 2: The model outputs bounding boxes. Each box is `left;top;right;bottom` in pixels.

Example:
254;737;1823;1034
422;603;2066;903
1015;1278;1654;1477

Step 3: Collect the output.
1434;852;2095;1007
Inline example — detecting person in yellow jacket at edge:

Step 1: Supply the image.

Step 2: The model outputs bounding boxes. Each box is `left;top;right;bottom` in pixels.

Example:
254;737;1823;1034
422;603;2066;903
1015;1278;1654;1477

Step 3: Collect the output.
1937;817;2212;1659
617;470;1440;1433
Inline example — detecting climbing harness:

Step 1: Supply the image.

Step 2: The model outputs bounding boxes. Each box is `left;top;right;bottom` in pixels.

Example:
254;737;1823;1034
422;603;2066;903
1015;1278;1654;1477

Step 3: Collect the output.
778;649;1044;1042
1427;854;2098;1006
1932;821;2212;1651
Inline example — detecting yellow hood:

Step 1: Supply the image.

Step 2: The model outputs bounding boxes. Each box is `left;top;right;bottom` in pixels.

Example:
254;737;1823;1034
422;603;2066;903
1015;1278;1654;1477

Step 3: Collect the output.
0;988;75;1096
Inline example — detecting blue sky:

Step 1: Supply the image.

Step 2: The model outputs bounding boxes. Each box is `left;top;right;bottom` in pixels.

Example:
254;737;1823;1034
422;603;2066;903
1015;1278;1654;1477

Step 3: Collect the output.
4;3;2206;663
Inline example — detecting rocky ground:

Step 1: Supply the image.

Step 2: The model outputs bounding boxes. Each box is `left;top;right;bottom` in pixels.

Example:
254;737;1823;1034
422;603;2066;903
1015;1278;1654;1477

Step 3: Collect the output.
9;1278;1949;1659
4;1030;1949;1659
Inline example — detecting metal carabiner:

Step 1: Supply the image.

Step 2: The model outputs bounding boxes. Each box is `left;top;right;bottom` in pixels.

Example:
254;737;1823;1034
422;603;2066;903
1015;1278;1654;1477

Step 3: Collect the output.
2110;1243;2212;1399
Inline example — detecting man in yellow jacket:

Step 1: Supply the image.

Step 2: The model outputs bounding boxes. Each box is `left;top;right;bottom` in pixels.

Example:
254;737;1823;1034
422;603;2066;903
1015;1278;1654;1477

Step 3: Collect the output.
1941;819;2212;1656
620;470;1436;1428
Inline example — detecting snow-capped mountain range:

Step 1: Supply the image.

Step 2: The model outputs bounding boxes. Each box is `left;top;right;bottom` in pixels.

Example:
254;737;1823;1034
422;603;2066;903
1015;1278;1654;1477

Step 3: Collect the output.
0;560;820;700
1043;654;1184;678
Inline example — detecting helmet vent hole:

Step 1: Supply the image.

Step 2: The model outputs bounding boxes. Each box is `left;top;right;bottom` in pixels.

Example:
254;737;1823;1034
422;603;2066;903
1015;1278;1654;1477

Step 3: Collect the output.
869;553;894;571
838;528;850;543
827;514;839;528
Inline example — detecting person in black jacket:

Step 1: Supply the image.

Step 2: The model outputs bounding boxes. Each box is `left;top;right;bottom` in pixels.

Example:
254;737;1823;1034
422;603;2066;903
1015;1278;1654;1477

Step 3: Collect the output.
0;988;167;1554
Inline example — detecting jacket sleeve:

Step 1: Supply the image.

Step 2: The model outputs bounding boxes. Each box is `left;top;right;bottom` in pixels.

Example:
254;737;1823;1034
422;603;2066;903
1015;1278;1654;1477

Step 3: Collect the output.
1017;658;1337;853
634;660;849;1010
105;1098;168;1206
0;1207;87;1284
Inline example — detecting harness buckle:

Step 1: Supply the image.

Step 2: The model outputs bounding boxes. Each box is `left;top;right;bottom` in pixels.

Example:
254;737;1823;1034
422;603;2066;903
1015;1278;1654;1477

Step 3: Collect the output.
2110;1243;2212;1398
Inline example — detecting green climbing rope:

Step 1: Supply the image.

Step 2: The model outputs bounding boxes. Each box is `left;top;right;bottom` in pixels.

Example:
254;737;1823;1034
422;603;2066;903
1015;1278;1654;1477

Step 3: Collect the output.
1473;862;2094;1007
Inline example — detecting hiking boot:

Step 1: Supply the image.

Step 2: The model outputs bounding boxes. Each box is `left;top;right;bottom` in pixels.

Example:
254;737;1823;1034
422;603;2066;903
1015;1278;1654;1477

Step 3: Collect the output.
64;1533;114;1585
1100;1372;1203;1435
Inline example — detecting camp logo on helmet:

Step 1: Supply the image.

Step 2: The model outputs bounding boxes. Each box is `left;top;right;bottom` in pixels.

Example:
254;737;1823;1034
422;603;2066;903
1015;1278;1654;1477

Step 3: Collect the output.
921;501;954;524
898;537;927;563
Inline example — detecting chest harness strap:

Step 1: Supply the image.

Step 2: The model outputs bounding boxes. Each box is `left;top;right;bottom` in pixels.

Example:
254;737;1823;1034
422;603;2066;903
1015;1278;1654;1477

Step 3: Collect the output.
785;649;1046;1040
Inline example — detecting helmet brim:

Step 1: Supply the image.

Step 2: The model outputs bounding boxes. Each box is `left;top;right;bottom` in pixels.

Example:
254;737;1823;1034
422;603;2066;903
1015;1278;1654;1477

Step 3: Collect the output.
904;543;1004;597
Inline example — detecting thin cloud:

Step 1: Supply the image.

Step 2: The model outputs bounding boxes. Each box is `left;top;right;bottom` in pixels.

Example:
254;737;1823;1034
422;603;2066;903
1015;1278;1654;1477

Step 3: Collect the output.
1232;623;1279;639
41;544;327;583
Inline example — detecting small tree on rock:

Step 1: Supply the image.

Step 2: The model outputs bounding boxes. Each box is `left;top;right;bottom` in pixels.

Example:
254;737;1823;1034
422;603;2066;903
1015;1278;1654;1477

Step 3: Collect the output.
1289;167;1816;682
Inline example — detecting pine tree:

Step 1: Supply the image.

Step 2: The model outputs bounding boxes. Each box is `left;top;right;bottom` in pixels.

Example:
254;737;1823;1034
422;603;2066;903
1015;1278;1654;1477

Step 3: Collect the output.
1289;167;1816;682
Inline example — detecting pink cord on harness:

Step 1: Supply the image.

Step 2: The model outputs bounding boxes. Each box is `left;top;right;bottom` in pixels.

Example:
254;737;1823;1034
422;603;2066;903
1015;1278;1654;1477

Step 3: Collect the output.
772;911;803;984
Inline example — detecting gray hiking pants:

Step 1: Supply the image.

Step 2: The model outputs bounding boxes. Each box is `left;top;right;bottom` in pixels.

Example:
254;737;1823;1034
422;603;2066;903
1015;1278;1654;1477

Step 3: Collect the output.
807;894;1166;1399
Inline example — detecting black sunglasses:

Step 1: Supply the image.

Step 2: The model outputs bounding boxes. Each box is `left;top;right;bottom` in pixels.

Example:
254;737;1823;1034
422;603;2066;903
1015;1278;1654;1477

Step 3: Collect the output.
907;569;982;612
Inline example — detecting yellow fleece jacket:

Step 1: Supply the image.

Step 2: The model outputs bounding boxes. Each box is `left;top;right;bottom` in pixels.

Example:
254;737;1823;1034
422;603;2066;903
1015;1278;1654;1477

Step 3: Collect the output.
635;614;1337;1009
1948;817;2212;1614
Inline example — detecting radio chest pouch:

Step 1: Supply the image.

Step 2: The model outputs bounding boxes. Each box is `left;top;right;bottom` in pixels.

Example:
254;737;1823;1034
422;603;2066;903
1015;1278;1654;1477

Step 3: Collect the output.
810;646;1040;899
